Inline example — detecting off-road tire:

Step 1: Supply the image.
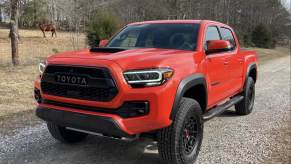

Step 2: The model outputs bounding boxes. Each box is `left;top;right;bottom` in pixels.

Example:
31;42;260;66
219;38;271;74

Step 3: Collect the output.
158;98;203;164
235;77;255;115
47;122;88;143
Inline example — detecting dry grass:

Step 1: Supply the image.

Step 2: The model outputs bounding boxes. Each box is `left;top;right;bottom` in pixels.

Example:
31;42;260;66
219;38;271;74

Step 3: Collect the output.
0;28;289;117
0;28;86;66
0;28;86;117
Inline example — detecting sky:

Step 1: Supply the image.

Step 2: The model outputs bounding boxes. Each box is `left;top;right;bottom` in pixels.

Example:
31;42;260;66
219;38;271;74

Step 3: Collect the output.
282;0;291;11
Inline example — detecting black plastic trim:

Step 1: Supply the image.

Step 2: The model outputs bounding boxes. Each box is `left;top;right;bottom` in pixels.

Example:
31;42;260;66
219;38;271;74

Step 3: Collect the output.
41;65;119;102
202;95;244;121
36;107;132;137
170;74;207;119
42;99;149;118
90;47;128;53
245;62;257;87
206;47;232;55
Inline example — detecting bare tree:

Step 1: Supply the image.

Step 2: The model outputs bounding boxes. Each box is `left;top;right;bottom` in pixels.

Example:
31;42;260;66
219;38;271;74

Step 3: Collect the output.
0;6;3;22
10;0;20;66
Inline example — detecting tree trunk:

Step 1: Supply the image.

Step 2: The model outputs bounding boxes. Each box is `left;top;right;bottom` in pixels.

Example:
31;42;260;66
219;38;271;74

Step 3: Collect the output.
33;0;37;26
10;0;20;66
0;7;3;22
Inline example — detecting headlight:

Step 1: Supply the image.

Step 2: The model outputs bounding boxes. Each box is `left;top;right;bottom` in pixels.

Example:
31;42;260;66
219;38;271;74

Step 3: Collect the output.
123;68;174;87
39;61;47;74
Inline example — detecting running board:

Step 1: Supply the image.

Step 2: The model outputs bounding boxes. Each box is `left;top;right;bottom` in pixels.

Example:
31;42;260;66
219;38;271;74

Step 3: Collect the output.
202;95;244;122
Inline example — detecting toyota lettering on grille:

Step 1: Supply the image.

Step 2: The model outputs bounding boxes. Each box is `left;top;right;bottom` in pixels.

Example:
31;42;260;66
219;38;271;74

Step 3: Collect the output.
55;74;88;86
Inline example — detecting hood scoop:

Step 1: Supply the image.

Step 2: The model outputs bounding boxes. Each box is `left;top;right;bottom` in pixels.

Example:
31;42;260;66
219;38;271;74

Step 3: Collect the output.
90;47;128;53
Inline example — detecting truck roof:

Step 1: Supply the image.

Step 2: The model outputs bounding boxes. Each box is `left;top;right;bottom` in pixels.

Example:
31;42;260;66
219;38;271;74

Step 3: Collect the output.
129;20;202;25
128;20;225;25
128;20;232;30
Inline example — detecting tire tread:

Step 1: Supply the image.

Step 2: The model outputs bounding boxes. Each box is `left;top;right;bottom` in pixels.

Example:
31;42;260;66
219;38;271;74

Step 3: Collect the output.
158;98;203;164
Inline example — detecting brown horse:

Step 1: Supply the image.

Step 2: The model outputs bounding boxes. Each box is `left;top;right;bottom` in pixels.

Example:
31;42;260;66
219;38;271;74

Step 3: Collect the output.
39;24;57;38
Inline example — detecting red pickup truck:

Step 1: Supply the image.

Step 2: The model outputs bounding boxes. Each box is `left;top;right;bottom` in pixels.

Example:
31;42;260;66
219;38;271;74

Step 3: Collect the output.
35;20;257;164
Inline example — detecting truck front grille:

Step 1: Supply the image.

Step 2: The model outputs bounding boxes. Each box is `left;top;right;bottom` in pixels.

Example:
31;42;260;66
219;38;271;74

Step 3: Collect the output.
41;65;118;102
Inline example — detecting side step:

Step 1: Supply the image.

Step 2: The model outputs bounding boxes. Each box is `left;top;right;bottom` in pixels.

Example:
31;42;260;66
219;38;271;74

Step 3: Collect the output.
202;95;244;122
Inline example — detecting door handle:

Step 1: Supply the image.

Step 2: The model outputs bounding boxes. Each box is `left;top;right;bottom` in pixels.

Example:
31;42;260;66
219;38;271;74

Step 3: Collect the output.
238;58;244;63
223;59;230;65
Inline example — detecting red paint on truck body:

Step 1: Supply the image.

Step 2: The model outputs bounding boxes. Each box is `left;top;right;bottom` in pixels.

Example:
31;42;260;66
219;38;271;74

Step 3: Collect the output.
35;20;257;135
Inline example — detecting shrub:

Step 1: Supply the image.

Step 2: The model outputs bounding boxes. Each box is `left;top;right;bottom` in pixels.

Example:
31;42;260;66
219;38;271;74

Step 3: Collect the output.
86;13;120;48
52;48;59;54
251;24;275;48
242;34;253;48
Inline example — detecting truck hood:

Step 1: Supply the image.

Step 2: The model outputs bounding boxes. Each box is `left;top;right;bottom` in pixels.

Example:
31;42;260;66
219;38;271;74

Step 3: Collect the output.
48;48;195;70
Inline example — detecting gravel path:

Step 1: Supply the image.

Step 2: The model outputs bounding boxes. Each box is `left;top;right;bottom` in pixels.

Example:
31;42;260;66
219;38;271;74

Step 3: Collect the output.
0;56;290;164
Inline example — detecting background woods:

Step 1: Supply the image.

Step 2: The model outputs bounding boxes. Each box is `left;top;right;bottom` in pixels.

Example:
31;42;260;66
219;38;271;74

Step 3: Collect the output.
0;0;290;44
0;0;290;65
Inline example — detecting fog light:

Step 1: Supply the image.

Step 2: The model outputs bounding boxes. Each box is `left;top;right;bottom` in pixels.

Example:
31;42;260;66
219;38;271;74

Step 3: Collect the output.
34;88;42;103
118;102;149;118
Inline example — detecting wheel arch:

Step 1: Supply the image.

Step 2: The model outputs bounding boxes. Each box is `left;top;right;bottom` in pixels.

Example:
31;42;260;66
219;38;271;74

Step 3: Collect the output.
245;63;257;85
170;74;207;120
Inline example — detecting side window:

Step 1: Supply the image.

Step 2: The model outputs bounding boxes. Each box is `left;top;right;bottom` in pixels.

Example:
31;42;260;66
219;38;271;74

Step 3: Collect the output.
220;27;236;49
204;26;221;50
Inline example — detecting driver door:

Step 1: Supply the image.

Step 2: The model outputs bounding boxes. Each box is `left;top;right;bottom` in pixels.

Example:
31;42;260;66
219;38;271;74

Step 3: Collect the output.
204;26;230;107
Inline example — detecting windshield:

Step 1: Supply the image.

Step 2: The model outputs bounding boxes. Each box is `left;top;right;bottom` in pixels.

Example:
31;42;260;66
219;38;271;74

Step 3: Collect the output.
107;23;200;51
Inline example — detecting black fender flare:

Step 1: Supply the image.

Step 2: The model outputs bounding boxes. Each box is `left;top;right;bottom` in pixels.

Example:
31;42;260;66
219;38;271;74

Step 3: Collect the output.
170;74;207;120
244;62;257;88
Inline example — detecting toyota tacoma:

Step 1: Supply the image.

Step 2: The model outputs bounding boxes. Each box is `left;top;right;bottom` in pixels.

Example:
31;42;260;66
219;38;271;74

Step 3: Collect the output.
34;20;257;164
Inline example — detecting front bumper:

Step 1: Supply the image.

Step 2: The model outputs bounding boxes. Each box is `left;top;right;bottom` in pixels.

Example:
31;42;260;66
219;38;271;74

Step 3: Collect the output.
36;107;131;137
35;60;178;135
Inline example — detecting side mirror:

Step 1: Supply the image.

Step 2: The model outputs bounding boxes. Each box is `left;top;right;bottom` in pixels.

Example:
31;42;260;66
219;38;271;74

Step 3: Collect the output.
206;40;231;54
99;39;109;47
